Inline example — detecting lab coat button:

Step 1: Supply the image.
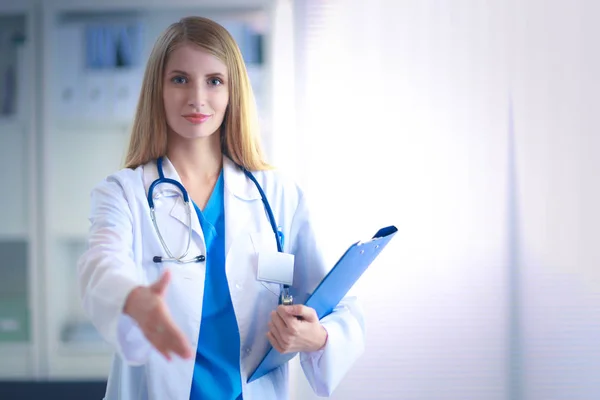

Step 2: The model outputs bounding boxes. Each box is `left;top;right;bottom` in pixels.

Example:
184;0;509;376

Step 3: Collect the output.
235;283;241;290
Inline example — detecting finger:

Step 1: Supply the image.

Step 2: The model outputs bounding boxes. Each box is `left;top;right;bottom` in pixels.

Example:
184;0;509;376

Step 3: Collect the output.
154;332;182;361
145;325;169;356
266;331;284;353
284;304;317;321
150;269;171;295
159;348;172;361
146;305;192;360
150;337;172;361
274;310;299;342
168;327;193;359
268;319;288;348
271;310;288;333
275;306;294;326
162;318;193;359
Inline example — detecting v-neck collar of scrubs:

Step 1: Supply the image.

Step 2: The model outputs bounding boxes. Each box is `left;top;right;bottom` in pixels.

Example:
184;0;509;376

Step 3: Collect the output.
190;168;243;400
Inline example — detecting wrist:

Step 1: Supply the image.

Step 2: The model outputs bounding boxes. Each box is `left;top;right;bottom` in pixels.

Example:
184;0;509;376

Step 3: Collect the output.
123;286;145;317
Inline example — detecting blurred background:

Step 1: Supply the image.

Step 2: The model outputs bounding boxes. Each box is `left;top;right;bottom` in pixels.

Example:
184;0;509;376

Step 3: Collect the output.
0;0;599;399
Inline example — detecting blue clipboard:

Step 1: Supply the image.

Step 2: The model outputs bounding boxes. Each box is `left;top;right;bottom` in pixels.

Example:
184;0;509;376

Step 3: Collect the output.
247;225;398;383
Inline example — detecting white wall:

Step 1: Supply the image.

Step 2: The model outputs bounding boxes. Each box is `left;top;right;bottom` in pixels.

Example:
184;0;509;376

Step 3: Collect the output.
510;1;600;398
288;1;511;399
286;0;600;399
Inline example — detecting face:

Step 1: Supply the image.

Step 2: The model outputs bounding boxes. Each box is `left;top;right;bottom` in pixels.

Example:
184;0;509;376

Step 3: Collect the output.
162;42;229;141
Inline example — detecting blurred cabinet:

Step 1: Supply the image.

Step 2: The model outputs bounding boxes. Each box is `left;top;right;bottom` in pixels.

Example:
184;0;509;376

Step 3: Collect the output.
52;14;144;127
0;1;37;380
0;0;275;382
37;0;274;381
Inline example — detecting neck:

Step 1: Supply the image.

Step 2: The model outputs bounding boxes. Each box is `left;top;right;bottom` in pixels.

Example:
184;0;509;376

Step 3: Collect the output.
166;132;223;182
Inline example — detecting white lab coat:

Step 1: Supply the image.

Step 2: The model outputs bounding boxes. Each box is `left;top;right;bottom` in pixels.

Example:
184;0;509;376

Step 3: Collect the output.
77;156;366;400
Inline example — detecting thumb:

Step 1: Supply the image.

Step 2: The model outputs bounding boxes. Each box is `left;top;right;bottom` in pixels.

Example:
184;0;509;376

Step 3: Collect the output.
150;269;171;295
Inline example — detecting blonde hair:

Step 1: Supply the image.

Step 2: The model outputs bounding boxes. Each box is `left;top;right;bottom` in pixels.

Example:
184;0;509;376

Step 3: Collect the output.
124;16;270;171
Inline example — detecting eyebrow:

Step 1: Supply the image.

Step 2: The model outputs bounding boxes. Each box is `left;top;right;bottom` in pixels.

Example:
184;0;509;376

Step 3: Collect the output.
167;69;226;78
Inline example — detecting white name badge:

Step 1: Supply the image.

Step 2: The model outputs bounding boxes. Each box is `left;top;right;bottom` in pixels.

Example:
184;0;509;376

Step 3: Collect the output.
257;252;295;286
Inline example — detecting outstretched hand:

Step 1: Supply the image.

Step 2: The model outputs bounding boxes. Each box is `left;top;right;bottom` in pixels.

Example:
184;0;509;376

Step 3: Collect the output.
124;269;194;361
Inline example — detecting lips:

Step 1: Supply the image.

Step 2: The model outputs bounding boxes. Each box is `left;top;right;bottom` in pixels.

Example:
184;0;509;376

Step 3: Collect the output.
183;113;212;124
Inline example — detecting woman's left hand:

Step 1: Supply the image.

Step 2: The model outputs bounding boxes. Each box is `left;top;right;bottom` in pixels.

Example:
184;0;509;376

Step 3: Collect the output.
266;305;328;353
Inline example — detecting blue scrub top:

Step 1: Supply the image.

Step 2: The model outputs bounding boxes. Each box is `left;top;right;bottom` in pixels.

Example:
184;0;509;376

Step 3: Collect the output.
189;170;243;400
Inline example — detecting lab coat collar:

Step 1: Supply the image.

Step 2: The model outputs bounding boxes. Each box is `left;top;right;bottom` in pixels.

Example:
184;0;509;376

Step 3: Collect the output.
222;156;263;259
222;156;262;201
142;156;180;196
142;155;262;201
142;157;203;239
142;156;262;244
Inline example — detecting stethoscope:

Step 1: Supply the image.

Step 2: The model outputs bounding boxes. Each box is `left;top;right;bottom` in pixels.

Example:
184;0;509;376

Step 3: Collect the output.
147;157;293;306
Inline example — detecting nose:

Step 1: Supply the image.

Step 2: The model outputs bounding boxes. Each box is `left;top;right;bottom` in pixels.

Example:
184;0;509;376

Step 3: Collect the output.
187;83;208;109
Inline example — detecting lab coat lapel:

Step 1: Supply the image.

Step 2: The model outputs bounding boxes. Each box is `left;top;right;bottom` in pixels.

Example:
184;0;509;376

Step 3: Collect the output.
223;156;261;258
142;158;203;239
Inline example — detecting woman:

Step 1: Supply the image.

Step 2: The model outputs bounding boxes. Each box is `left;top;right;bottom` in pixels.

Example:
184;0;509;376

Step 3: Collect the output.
77;16;365;400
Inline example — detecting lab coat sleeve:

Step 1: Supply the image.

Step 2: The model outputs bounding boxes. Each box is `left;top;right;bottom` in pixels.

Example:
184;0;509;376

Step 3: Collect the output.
77;176;152;365
290;191;366;397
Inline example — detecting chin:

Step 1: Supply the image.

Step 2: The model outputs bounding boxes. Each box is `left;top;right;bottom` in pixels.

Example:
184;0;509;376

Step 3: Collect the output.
177;125;220;140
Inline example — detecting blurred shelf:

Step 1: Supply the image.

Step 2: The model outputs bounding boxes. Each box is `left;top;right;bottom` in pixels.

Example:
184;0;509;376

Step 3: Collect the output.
53;119;133;134
0;343;31;379
49;350;112;380
0;306;29;344
50;325;113;379
48;0;269;13
52;336;113;380
49;232;90;245
0;117;24;132
58;341;112;356
0;342;30;355
52;234;88;243
0;233;29;241
0;1;34;14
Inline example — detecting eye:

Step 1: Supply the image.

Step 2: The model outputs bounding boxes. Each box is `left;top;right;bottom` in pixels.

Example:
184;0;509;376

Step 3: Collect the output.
208;77;224;86
171;76;188;84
